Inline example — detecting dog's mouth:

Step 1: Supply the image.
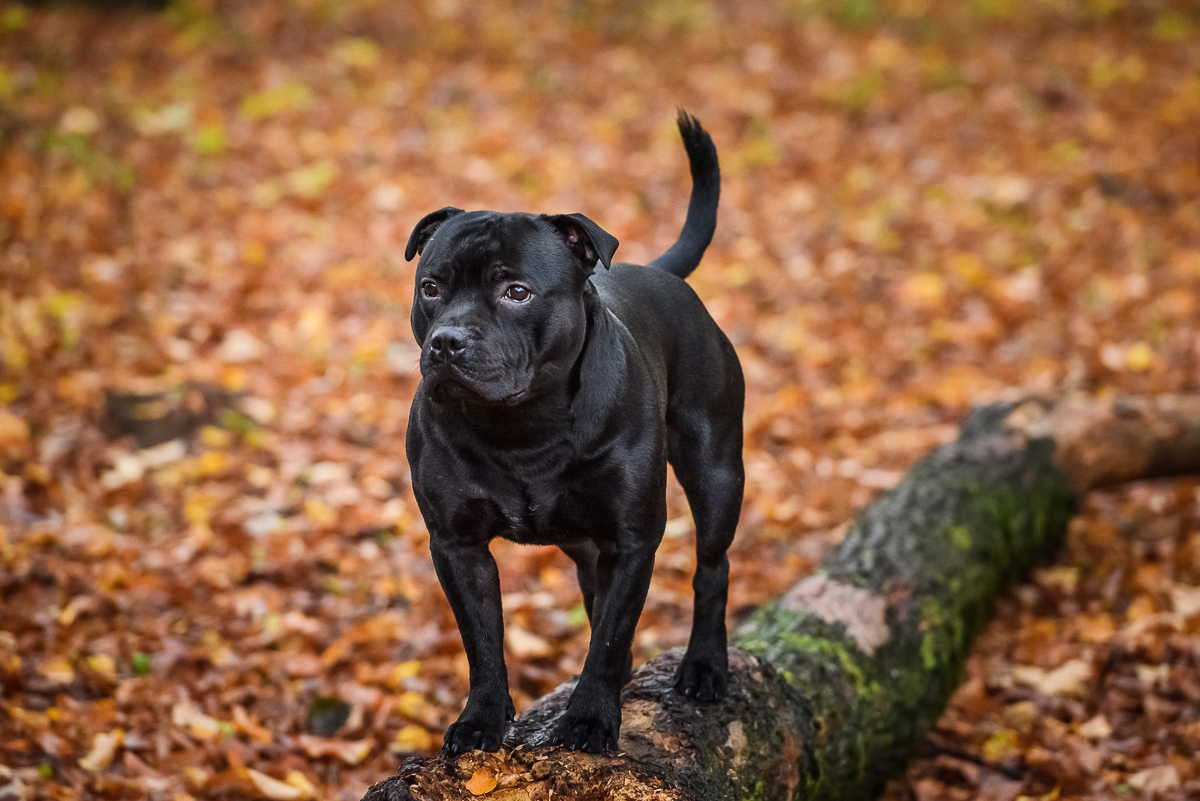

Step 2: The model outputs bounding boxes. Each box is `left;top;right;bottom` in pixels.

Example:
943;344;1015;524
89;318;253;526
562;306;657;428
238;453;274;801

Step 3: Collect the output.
424;372;529;407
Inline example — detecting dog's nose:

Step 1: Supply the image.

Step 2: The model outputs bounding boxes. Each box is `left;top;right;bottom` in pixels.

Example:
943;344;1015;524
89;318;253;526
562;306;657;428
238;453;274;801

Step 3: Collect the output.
429;327;468;363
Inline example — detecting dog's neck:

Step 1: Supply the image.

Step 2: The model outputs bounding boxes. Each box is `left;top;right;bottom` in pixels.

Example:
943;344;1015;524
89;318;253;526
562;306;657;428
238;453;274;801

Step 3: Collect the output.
453;383;575;448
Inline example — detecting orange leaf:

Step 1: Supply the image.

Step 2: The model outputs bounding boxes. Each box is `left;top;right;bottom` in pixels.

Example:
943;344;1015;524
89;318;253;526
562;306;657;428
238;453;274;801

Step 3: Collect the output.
465;767;498;796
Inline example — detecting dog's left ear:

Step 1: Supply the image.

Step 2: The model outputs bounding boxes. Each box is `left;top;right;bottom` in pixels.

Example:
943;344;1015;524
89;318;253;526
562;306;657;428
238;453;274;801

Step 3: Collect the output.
405;207;464;261
545;213;619;272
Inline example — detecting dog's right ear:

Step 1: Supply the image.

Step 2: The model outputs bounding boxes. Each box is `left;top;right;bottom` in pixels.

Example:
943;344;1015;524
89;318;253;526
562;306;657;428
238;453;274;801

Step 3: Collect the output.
405;207;464;261
545;213;619;273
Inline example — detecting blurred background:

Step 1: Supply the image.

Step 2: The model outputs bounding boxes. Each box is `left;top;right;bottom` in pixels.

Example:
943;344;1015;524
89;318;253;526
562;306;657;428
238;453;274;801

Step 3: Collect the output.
1;1;1199;799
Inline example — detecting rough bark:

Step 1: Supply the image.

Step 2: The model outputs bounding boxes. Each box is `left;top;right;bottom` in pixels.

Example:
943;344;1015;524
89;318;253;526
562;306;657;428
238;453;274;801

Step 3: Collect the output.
362;396;1200;801
1003;394;1200;493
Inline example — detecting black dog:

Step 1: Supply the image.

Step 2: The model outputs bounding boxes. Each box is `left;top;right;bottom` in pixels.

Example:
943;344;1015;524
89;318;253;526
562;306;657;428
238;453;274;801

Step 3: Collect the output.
404;112;744;755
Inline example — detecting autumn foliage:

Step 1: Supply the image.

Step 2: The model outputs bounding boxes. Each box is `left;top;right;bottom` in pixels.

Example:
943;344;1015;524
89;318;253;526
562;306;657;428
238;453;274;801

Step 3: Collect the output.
2;1;1200;800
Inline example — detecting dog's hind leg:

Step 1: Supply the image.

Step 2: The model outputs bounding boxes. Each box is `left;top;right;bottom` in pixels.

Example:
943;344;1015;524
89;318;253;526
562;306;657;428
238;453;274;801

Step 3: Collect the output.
667;388;745;702
561;541;599;624
561;541;633;686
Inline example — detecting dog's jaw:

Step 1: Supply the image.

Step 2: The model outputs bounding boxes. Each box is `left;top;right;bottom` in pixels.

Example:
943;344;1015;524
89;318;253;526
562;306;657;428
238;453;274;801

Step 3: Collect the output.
423;371;532;407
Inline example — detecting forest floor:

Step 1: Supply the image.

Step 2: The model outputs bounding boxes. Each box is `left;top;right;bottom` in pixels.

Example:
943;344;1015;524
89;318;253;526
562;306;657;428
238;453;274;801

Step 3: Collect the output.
1;1;1199;800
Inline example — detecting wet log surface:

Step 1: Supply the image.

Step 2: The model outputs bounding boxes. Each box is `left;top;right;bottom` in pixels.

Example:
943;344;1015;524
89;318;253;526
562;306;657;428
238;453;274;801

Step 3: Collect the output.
362;396;1200;801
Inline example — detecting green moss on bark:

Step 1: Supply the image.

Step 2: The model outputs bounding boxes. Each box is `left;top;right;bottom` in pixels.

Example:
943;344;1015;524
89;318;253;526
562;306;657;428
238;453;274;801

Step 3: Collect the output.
732;404;1075;800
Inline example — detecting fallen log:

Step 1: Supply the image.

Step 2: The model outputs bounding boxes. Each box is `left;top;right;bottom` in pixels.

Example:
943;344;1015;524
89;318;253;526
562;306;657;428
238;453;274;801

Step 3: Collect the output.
362;395;1200;801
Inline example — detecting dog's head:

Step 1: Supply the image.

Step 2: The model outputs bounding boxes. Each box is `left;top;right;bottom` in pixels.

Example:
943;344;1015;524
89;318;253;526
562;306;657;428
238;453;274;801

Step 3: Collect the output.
405;208;618;406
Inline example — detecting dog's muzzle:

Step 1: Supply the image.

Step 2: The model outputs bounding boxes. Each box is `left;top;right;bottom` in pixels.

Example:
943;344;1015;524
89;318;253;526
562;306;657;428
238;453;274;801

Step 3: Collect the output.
428;326;469;365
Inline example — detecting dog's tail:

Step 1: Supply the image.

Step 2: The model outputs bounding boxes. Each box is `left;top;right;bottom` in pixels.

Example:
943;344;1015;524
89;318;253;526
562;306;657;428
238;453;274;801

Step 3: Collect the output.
647;110;720;280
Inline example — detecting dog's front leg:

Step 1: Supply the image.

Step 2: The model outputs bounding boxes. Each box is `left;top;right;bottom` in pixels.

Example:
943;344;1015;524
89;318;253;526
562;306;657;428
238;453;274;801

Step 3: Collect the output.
552;542;656;753
430;537;513;754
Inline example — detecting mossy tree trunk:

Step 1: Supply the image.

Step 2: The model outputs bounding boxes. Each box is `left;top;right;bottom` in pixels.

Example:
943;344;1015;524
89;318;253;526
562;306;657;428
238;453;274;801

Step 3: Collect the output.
362;396;1200;801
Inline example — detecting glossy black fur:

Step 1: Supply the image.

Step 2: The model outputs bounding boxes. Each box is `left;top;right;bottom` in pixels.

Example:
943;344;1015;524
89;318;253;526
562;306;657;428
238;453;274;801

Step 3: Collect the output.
404;113;744;755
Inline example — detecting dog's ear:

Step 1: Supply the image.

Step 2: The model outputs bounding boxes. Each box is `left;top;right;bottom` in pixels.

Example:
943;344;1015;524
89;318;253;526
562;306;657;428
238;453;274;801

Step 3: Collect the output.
545;213;619;272
405;207;464;261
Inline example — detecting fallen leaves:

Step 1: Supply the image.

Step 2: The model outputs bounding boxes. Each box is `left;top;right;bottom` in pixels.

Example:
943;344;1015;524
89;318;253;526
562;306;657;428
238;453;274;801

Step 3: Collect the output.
506;626;555;659
1009;660;1093;698
295;735;374;766
2;1;1200;800
392;725;434;754
239;81;312;121
465;767;499;796
1170;583;1200;619
218;329;267;363
897;482;1200;800
1127;765;1181;794
247;769;316;801
171;700;226;740
36;656;74;686
0;409;29;455
233;705;273;745
1077;714;1111;740
77;729;123;772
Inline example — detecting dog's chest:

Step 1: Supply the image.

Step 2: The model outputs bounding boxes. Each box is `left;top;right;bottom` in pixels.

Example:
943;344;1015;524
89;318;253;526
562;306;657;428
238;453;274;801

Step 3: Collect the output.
517;477;620;545
450;459;620;546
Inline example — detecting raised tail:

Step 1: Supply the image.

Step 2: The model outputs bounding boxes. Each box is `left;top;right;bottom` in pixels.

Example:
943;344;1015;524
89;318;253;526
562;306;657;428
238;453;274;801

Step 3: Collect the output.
647;110;720;279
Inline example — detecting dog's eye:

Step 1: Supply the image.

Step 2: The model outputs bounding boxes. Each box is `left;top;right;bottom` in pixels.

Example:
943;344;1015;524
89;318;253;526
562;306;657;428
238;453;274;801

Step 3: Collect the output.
421;280;440;299
504;285;531;303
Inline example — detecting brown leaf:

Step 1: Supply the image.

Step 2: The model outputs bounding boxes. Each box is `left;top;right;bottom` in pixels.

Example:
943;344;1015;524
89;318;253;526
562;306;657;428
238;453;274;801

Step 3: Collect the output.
233;705;273;744
1010;660;1092;697
37;656;74;685
78;729;123;771
295;734;373;766
506;626;554;659
1127;765;1180;793
0;410;30;456
282;653;326;678
171;700;223;739
1077;714;1112;740
465;767;498;796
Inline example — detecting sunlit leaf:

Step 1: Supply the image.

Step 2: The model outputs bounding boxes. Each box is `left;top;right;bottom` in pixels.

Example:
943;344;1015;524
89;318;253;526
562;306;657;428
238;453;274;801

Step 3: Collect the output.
78;729;123;771
391;725;434;754
194;123;227;155
239;82;312;120
295;734;373;765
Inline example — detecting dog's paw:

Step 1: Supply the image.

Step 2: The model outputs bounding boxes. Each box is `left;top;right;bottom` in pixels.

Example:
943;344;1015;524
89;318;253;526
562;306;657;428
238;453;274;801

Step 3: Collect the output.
550;693;620;754
674;654;728;702
442;698;515;755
